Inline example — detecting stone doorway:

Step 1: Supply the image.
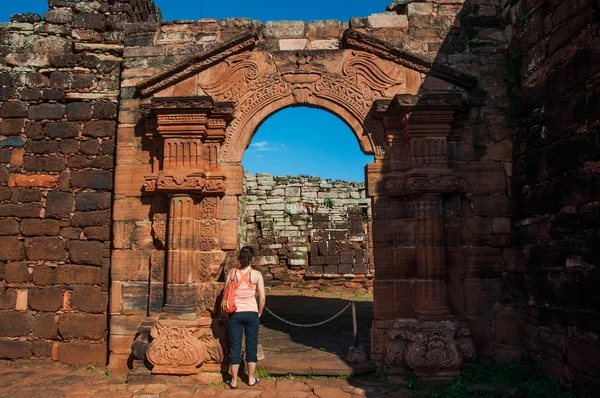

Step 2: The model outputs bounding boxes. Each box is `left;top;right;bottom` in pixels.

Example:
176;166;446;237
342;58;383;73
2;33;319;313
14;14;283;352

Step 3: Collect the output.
111;29;478;381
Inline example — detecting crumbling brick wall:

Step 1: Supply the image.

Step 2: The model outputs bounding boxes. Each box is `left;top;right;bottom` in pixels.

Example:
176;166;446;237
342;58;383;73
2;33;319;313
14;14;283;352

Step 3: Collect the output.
506;0;600;392
0;0;158;366
240;173;373;290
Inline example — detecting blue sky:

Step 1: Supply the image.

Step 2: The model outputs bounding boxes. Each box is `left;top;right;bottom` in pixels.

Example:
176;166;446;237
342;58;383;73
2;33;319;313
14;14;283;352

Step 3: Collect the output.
0;1;386;181
1;1;389;22
244;107;372;182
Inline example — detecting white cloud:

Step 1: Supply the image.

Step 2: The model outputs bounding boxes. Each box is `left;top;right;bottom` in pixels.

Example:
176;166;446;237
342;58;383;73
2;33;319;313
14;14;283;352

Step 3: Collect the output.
248;141;281;152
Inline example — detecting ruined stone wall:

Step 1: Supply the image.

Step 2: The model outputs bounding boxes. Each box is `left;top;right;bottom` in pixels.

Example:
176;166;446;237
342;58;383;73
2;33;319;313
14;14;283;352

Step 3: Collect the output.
0;0;158;366
115;0;521;370
505;0;600;392
240;173;373;290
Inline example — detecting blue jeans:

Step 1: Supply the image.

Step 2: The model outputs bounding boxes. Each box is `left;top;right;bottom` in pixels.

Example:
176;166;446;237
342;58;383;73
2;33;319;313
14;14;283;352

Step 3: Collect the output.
228;311;260;364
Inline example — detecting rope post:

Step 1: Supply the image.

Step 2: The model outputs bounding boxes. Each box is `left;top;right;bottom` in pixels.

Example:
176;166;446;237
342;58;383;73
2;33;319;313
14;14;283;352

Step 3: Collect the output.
352;301;358;348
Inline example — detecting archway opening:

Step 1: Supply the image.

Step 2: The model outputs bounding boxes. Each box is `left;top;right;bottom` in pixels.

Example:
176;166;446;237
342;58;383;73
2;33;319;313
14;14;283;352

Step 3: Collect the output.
238;106;375;371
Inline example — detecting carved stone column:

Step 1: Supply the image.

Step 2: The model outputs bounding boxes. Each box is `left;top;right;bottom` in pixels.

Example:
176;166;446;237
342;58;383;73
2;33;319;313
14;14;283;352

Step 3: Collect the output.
371;94;475;381
413;195;450;319
137;97;233;375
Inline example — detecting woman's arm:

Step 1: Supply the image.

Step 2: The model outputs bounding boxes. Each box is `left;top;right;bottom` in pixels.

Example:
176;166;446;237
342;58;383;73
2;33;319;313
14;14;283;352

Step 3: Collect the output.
256;271;266;316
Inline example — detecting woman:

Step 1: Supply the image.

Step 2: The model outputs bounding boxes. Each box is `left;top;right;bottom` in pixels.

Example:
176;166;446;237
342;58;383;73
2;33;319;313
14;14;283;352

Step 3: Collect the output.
225;246;266;389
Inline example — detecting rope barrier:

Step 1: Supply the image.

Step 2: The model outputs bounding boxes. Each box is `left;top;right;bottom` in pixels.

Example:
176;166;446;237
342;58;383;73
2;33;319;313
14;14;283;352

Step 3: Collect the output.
263;301;353;328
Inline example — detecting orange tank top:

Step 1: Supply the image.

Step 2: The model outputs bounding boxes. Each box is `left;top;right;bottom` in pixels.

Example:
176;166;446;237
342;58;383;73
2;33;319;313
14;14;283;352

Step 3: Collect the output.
233;267;258;313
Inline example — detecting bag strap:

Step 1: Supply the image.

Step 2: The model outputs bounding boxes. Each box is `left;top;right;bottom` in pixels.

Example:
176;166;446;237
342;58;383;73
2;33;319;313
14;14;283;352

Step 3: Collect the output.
234;268;253;289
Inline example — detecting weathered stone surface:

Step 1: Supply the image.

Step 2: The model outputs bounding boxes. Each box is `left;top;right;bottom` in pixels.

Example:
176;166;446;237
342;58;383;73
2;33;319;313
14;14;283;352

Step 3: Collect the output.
3;261;32;283
29;288;63;312
69;240;104;266
44;122;80;138
0;218;20;236
57;342;106;365
58;313;107;340
24;237;67;261
70;171;113;190
46;191;74;219
70;285;107;313
0;341;32;359
263;21;306;38
27;104;65;120
33;312;59;339
53;264;101;285
0;312;34;337
0;237;25;261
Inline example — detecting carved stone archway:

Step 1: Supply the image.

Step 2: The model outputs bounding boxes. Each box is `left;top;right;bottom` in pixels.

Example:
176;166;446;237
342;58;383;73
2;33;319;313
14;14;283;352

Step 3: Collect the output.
118;29;478;381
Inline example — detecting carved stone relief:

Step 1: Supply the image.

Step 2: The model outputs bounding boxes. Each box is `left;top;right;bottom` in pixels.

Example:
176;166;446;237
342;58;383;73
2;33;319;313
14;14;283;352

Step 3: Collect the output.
194;50;412;161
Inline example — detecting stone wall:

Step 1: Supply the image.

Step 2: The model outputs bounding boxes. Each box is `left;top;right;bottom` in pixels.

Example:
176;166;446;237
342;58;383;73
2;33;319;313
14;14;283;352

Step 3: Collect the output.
240;173;373;290
0;0;158;366
505;0;600;392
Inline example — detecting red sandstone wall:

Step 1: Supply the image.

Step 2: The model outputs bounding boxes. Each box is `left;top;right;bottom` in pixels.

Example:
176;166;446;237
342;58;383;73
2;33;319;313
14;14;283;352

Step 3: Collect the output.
506;0;600;392
0;0;158;366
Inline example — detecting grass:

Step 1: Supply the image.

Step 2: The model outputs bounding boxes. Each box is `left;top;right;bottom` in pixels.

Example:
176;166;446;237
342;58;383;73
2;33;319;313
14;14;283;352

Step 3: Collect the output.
256;368;351;381
377;359;576;398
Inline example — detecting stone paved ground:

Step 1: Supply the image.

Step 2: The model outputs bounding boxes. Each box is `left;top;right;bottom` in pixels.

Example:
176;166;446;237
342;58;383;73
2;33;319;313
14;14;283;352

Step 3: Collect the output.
259;288;374;376
0;363;413;397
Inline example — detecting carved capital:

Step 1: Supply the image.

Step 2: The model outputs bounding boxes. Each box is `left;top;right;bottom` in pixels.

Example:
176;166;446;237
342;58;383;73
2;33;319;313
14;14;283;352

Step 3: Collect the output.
147;320;207;374
372;319;475;379
144;174;227;195
145;318;228;374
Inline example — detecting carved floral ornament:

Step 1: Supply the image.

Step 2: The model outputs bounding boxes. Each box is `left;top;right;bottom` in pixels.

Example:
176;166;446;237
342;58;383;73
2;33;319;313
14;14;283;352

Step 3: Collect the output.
375;321;475;374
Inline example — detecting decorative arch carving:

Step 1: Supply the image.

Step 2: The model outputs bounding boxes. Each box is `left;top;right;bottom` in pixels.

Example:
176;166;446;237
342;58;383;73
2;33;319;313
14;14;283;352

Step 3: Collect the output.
191;49;412;162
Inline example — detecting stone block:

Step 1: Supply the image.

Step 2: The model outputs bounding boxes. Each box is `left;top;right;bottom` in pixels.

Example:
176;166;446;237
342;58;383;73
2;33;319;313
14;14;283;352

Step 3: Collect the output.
45;122;80;138
495;312;523;346
0;289;16;310
263;21;306;38
14;174;58;188
53;264;101;285
492;217;511;234
338;264;353;274
70;286;107;313
46;191;74;219
340;251;354;264
114;165;149;196
58;313;107;340
0;341;32;359
306;20;341;39
31;341;53;358
44;8;74;24
367;13;408;29
71;210;111;227
0;101;27;118
57;342;107;366
472;195;511;217
567;339;600;378
83;120;117;137
0;237;25;261
0;312;34;337
463;218;491;246
32;265;53;286
33;312;59;339
278;39;307;50
0;118;24;136
69;240;104;266
494;346;522;365
306;266;323;274
4;261;32;283
353;263;368;274
111;250;149;282
70;170;113;190
0;219;19;236
25;237;67;261
80;140;100;156
464;247;502;278
23;156;66;172
325;256;339;265
20;219;60;236
74;13;105;31
83;226;110;241
458;162;506;194
75;192;112;211
27;103;65;120
29;287;63;312
463;278;485;315
306;39;339;50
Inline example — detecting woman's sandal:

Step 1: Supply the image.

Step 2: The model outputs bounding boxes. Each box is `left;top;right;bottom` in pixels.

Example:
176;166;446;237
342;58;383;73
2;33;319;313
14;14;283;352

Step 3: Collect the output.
226;380;238;389
248;377;261;387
